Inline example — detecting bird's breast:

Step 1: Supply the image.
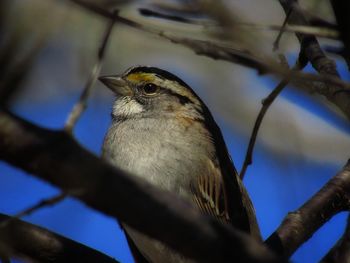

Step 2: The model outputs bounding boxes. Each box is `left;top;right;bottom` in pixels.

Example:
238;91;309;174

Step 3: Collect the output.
102;117;215;200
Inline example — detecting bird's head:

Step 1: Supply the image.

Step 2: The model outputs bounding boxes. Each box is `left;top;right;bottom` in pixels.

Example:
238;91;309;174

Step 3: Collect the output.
99;66;204;120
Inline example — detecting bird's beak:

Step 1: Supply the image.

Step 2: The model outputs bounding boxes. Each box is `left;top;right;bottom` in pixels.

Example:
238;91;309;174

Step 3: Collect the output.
98;75;132;96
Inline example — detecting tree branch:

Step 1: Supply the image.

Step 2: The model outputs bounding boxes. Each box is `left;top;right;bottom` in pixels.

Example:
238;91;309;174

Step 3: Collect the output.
68;0;350;120
330;0;350;70
240;12;308;180
265;161;350;257
64;9;116;133
0;110;281;263
278;0;350;119
239;54;308;180
320;214;350;263
138;8;339;40
0;192;67;229
0;213;119;263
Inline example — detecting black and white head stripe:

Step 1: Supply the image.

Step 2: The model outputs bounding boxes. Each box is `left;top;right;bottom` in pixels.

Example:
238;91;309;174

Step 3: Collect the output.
125;66;192;89
123;66;203;106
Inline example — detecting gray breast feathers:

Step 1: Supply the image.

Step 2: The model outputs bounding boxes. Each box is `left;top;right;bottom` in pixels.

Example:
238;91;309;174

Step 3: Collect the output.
102;117;216;200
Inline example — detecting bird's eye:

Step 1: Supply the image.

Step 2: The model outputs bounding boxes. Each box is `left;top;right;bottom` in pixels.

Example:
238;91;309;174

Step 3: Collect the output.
142;83;159;95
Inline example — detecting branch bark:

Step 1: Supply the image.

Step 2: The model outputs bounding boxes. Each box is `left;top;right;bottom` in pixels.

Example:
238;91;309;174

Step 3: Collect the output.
320;214;350;263
278;0;350;119
265;161;350;257
330;0;350;70
0;213;119;263
0;110;281;263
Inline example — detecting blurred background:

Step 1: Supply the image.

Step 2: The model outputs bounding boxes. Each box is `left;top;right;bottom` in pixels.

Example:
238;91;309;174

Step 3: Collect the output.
0;0;349;262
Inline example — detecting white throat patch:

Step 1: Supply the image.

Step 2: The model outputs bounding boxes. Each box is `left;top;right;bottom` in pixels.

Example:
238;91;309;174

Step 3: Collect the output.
112;97;144;118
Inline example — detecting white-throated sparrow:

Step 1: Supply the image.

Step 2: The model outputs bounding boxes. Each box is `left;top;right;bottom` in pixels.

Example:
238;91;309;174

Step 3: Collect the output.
100;66;260;263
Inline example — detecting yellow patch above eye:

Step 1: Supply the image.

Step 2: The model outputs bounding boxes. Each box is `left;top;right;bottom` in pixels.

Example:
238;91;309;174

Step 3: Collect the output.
126;73;155;83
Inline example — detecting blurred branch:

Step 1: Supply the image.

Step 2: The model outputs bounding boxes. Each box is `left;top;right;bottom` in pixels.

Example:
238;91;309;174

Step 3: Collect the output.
161;34;349;89
64;10;117;133
0;213;119;263
278;0;350;120
0;111;281;263
265;160;350;257
240;23;338;40
68;0;350;120
139;8;206;24
279;0;339;76
0;36;43;108
273;8;292;52
289;4;337;30
330;0;350;70
139;8;339;40
320;214;350;263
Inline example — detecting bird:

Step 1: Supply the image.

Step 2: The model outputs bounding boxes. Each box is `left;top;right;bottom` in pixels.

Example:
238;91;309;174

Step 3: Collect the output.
99;66;260;263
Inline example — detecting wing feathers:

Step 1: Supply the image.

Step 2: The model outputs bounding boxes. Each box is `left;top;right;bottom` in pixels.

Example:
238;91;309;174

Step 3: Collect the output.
190;159;230;224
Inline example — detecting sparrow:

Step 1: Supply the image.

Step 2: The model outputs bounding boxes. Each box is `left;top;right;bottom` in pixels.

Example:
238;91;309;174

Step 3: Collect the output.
100;66;260;263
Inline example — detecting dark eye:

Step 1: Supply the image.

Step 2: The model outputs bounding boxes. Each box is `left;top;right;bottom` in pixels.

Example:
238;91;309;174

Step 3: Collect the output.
142;83;159;95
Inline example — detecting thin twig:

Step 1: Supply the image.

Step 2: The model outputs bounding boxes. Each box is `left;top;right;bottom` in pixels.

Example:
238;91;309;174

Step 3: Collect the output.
0;192;67;229
273;8;292;51
64;10;117;133
239;11;302;180
239;81;287;179
239;58;306;179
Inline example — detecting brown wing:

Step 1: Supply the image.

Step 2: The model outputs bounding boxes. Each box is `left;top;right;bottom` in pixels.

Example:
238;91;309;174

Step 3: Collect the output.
190;158;261;240
190;159;230;224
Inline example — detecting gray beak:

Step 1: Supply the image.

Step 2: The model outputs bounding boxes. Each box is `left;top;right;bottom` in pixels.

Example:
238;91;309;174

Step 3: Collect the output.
98;75;132;96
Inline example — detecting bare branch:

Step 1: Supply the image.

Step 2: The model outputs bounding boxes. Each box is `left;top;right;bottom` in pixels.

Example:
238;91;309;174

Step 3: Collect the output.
68;0;350;120
162;33;350;88
0;111;281;263
138;8;339;40
0;36;44;108
240;11;296;180
273;8;292;52
64;10;116;133
239;78;289;179
0;213;119;263
330;0;350;70
0;192;67;229
240;48;309;180
243;23;338;40
68;0;347;90
278;0;350;120
265;161;350;257
138;8;206;25
320;214;350;263
279;0;339;76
